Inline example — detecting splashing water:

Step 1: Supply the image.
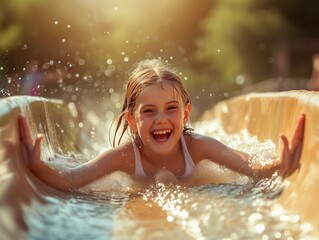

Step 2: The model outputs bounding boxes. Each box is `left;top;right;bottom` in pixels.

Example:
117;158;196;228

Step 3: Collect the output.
26;179;314;239
23;119;315;240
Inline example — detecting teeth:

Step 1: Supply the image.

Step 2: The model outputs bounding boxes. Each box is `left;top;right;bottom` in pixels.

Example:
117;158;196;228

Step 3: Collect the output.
153;130;171;135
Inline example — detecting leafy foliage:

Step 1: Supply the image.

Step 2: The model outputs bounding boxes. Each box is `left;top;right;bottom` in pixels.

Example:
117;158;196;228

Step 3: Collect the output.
196;0;319;86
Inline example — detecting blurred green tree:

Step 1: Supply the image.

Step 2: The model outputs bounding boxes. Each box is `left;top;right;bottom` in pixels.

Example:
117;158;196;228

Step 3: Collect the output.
196;0;319;88
0;0;42;51
0;0;42;82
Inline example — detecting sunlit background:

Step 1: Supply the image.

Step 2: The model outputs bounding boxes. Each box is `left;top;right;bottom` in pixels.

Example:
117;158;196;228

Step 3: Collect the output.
1;0;319;120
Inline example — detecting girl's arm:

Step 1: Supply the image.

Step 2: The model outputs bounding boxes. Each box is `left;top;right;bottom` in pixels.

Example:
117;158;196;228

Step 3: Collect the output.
192;113;306;179
18;115;133;191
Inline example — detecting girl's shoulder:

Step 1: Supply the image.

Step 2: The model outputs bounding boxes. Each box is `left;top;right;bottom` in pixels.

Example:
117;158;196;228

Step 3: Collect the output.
88;140;135;174
103;140;135;160
183;131;217;144
183;132;226;163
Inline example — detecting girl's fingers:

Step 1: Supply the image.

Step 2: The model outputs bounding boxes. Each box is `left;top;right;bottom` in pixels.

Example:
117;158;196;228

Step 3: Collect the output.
291;113;305;149
280;134;289;159
31;134;43;165
18;115;44;167
18;115;33;146
279;113;306;178
293;145;302;165
34;134;44;152
290;114;305;166
18;116;33;154
18;115;27;142
280;134;296;177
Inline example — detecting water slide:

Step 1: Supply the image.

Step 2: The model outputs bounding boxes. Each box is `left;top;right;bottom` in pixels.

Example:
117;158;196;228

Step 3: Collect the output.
0;97;81;239
200;90;319;232
0;91;318;238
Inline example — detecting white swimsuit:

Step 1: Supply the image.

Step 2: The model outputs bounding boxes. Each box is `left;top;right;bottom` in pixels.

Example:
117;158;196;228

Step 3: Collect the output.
132;135;195;179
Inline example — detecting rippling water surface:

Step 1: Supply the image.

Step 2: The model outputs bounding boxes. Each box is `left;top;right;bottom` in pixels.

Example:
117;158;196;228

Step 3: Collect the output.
25;180;314;240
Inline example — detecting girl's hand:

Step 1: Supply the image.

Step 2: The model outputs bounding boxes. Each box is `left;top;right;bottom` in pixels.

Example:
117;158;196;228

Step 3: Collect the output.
18;115;44;170
280;113;306;178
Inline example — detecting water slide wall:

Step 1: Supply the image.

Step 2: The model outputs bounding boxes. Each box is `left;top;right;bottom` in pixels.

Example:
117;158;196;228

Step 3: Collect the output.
0;90;318;238
0;96;82;239
200;90;319;233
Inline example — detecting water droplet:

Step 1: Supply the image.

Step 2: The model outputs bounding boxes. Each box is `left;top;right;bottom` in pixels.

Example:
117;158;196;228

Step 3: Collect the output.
167;216;174;222
71;95;77;101
124;57;129;62
105;111;114;120
62;39;66;43
54;21;59;25
255;224;265;234
31;65;38;71
106;59;113;65
235;75;246;85
78;59;85;65
111;93;120;103
114;7;119;11
115;103;121;109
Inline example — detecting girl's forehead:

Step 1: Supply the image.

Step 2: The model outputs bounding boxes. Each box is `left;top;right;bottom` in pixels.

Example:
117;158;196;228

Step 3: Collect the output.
136;82;182;105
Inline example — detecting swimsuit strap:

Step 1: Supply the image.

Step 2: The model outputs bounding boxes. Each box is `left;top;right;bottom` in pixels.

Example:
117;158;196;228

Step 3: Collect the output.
180;134;195;178
132;135;195;179
132;140;148;178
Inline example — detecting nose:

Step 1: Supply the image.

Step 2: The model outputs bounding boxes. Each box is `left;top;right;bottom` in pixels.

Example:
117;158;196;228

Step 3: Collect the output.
155;111;168;124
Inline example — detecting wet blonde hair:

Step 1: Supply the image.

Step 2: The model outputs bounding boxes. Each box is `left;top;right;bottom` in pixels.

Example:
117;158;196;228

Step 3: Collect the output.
112;58;192;147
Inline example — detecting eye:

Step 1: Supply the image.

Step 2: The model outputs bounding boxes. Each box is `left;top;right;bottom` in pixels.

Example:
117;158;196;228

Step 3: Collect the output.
167;105;178;111
142;108;156;114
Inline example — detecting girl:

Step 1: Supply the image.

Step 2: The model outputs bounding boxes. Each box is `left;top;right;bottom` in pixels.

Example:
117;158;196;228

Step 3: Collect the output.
18;59;306;191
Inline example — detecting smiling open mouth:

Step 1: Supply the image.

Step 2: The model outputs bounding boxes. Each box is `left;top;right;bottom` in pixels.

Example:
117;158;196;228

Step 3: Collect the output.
152;129;171;142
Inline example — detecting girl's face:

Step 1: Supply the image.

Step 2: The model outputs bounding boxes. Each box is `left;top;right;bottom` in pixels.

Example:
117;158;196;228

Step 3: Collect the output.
126;82;191;156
